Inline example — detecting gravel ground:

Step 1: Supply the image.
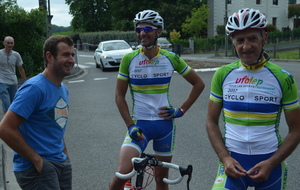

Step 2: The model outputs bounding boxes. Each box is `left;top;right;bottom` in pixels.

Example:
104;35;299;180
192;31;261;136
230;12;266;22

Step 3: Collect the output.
185;59;227;69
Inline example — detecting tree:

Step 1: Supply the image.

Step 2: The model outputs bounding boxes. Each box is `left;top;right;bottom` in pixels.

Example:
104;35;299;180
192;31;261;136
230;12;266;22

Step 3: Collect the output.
288;4;300;18
66;0;112;32
66;0;209;37
1;0;46;77
181;4;209;38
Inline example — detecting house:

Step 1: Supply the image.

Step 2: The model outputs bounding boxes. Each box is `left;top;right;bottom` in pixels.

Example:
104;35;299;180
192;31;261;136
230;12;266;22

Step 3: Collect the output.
207;0;289;37
288;0;300;29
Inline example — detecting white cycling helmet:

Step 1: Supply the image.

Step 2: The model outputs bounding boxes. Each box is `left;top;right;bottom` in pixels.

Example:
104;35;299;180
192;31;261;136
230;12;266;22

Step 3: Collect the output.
226;8;268;36
133;10;164;30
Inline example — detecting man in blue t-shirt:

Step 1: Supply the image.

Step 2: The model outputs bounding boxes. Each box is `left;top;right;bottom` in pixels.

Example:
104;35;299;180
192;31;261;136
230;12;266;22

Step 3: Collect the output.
0;35;75;190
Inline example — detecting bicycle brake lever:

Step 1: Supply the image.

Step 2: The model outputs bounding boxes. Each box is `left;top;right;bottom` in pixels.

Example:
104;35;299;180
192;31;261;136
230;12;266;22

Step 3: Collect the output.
180;165;193;190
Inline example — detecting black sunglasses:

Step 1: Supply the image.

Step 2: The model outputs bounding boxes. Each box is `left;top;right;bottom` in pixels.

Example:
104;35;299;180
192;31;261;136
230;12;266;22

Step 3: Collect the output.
135;26;158;33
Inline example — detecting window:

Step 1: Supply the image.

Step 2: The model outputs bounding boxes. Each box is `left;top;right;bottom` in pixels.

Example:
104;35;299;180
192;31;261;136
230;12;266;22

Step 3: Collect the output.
256;0;261;4
227;0;232;4
272;17;277;26
273;0;278;5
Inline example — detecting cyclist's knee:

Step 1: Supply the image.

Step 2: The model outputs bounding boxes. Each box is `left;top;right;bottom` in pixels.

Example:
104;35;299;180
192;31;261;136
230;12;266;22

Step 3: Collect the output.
154;167;169;182
109;177;127;190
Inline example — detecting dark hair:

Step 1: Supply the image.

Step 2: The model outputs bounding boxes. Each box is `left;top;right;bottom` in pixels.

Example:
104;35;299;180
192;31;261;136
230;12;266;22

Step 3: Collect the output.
43;35;73;66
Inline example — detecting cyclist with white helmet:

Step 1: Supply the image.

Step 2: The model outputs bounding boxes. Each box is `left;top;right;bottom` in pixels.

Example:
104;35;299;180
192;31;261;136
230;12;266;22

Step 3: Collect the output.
109;10;205;190
206;8;300;189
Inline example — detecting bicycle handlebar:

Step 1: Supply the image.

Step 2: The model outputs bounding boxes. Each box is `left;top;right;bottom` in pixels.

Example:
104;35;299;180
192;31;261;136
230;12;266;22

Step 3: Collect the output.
115;155;193;186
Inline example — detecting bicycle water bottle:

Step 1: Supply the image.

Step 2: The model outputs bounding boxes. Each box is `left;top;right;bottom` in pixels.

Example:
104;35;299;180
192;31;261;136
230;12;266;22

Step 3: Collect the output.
124;179;134;190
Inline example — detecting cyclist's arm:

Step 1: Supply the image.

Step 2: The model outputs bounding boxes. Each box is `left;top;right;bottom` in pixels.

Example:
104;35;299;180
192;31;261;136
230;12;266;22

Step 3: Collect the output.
206;100;230;160
247;107;300;181
115;78;135;127
180;69;205;112
276;108;300;161
206;100;246;178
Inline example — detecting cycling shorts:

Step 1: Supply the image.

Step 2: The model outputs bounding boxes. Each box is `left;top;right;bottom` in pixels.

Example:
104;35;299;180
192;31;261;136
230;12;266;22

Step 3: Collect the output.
122;120;176;156
212;152;287;190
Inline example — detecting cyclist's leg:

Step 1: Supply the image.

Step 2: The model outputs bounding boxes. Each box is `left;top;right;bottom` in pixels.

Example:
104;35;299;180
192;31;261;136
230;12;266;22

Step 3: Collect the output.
109;146;140;190
110;121;150;190
152;119;175;190
255;160;288;190
155;155;172;190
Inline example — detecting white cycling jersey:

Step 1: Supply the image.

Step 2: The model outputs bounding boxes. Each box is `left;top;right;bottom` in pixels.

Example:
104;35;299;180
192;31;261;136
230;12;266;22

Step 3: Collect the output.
210;58;299;155
117;48;191;120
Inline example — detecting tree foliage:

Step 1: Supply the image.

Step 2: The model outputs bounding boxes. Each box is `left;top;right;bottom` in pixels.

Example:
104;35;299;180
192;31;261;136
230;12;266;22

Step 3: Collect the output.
181;4;209;38
66;0;207;37
66;0;112;32
288;4;300;18
0;0;46;77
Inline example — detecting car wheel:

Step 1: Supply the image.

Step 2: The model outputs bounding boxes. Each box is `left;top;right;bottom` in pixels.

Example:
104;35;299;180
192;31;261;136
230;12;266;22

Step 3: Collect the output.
95;56;100;68
100;59;106;72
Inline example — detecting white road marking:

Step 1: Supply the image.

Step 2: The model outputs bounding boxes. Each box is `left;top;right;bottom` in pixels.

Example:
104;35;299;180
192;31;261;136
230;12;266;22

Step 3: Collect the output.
79;55;94;58
94;78;108;80
68;80;85;83
77;64;91;68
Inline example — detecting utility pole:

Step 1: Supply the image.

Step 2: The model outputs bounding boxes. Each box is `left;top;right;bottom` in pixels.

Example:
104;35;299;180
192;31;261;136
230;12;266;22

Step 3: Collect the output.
47;0;53;38
225;0;228;57
38;0;52;38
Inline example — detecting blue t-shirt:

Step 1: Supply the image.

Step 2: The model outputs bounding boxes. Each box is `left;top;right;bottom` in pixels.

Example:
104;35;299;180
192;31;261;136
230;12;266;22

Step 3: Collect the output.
9;73;69;171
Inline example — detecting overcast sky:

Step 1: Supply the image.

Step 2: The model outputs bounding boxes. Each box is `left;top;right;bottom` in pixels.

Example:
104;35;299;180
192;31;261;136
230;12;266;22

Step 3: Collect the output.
17;0;72;27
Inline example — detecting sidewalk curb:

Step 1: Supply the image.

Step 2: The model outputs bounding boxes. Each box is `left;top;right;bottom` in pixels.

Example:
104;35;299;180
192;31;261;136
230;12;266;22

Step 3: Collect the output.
0;143;5;190
0;140;21;190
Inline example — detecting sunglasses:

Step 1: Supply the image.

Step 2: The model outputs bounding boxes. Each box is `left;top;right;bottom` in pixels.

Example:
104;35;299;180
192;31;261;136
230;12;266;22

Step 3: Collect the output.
135;26;158;33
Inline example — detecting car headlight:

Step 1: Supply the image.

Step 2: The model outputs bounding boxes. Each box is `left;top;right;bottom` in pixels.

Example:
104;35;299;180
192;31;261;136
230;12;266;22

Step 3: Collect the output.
103;55;113;59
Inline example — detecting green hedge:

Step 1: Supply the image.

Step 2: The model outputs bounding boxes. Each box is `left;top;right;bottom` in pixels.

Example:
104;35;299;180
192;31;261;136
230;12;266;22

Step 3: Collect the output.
68;26;300;53
69;31;137;51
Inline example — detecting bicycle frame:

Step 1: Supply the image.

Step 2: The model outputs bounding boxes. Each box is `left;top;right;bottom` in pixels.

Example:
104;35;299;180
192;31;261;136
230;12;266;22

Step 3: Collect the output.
116;153;193;190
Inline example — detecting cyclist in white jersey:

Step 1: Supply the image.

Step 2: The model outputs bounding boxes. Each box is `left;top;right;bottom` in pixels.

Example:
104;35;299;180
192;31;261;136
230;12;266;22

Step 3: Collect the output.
109;10;205;190
206;8;300;190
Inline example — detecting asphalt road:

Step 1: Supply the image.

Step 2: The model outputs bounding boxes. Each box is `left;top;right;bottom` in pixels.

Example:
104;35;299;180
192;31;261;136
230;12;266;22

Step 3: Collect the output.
1;51;300;190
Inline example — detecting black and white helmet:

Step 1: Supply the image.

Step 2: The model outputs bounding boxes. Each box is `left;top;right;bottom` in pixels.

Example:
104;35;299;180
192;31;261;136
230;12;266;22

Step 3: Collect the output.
133;10;164;30
226;8;268;36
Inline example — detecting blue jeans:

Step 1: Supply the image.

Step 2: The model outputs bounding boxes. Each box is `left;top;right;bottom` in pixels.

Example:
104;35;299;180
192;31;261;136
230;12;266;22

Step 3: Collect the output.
0;83;18;113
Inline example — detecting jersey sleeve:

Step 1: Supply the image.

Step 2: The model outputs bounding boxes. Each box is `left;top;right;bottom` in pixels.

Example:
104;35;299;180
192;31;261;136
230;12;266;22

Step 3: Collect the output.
209;61;240;104
278;69;299;111
164;51;191;76
117;50;140;81
209;68;224;104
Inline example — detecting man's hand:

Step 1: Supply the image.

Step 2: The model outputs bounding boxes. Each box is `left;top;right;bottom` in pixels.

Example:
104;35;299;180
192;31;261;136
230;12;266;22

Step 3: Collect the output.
128;124;145;140
158;106;185;119
33;157;44;174
222;156;247;178
246;160;273;181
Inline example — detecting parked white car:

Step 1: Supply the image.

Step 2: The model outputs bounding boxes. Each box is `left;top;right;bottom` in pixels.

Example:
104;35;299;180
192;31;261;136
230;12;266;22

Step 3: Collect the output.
134;37;173;51
94;40;133;71
157;37;172;51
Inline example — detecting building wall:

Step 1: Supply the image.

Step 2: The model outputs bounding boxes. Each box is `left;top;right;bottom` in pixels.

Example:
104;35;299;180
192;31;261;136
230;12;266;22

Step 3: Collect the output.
208;0;289;37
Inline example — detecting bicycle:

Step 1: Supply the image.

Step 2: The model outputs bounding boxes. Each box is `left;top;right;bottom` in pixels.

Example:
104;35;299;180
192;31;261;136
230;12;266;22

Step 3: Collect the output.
115;153;193;190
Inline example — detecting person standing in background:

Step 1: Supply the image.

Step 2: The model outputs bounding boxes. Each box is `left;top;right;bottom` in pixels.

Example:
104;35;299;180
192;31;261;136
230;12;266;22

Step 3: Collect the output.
0;36;26;114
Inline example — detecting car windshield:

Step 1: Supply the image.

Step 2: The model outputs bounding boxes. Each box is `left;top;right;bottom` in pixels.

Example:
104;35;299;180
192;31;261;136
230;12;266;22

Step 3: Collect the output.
158;38;169;44
103;42;130;51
